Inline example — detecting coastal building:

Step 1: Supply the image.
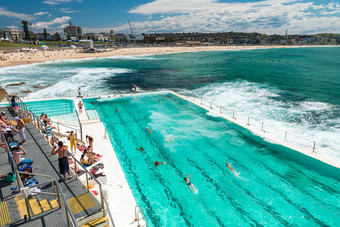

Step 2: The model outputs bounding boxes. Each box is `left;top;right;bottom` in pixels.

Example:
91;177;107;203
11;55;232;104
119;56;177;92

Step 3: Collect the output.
0;28;21;40
64;21;83;40
110;30;116;42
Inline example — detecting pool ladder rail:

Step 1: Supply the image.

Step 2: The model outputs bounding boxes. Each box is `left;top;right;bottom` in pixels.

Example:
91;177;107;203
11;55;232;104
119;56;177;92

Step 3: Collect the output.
134;205;147;227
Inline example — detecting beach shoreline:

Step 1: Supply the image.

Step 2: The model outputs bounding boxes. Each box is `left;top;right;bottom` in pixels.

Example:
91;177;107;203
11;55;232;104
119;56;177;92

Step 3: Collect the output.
0;45;336;68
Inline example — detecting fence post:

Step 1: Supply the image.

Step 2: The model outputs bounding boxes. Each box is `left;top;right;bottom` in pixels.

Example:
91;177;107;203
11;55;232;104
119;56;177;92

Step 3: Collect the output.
261;122;264;132
86;172;89;192
247;117;250;126
65;205;71;227
100;185;105;217
284;131;287;141
200;97;203;105
312;141;316;153
210;102;212;109
220;106;222;113
232;110;235;119
56;182;61;208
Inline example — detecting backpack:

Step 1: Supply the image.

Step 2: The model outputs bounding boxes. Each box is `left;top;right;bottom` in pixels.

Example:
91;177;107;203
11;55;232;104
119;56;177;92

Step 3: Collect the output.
6;172;16;183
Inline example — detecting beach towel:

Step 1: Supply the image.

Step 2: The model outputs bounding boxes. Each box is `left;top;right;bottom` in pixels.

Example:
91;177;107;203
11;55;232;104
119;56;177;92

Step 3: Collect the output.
18;159;33;166
58;156;69;174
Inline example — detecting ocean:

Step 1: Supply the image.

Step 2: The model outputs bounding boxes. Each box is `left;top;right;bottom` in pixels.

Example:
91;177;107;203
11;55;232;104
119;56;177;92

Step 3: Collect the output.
0;47;339;161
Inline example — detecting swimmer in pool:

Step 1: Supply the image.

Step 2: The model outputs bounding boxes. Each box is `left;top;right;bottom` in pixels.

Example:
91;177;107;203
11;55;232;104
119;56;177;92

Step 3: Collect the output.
184;174;196;191
136;147;145;154
158;100;161;103
153;161;165;167
226;163;236;173
146;127;152;134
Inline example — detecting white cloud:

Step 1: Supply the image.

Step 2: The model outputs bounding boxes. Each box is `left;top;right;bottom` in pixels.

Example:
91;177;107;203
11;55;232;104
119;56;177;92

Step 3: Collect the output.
34;11;50;16
33;16;71;29
0;7;34;20
42;0;82;5
6;25;18;29
59;8;79;13
124;0;340;34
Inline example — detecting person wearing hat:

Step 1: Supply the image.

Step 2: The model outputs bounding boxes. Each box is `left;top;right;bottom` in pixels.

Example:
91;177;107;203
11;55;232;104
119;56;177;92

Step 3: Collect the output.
15;116;26;145
1;112;10;125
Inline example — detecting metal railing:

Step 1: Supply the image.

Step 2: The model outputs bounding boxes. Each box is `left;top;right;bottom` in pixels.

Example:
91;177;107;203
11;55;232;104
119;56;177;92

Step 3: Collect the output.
13;98;115;227
14;96;83;141
134;205;147;227
171;90;317;153
1;132;78;226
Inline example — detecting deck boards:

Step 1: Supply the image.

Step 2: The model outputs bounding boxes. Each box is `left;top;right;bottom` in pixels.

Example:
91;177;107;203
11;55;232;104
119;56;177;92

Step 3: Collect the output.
0;107;102;227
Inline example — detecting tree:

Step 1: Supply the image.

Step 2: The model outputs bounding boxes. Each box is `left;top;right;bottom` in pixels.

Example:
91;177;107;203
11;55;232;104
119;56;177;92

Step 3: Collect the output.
54;32;61;41
21;21;30;41
43;28;48;41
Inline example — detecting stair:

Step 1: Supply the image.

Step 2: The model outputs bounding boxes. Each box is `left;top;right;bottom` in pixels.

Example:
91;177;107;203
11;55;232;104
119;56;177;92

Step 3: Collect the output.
79;216;109;227
14;195;60;219
0;201;11;226
52;131;67;138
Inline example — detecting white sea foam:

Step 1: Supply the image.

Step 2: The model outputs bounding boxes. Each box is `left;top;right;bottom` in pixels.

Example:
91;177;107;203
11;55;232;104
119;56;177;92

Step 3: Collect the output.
185;81;340;162
24;67;132;99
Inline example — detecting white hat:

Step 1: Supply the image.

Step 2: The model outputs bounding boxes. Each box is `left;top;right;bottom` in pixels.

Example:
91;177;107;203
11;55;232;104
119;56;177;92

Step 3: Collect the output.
15;116;19;120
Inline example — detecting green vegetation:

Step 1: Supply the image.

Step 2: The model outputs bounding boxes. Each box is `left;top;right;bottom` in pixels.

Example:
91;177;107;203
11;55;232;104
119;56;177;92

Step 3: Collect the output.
0;42;42;48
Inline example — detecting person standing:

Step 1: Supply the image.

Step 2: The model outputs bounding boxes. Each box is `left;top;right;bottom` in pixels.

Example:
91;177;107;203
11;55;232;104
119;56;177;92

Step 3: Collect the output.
67;131;77;154
78;87;82;97
78;101;83;114
16;117;26;145
51;141;72;181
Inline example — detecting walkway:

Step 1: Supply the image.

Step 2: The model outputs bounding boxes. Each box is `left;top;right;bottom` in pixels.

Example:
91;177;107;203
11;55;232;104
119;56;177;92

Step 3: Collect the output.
0;106;102;226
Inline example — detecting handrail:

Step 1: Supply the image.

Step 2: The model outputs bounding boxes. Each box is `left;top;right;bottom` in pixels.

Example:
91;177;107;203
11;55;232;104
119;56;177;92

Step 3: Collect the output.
20;100;115;227
135;205;147;227
55;180;79;227
1;131;78;226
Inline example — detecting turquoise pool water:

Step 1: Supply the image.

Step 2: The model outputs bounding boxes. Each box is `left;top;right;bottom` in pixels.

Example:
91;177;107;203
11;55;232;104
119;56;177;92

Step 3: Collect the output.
82;98;100;119
93;93;340;226
25;99;78;122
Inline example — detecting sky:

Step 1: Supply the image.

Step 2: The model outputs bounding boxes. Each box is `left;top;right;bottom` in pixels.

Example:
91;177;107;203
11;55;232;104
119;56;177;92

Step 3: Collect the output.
0;0;339;35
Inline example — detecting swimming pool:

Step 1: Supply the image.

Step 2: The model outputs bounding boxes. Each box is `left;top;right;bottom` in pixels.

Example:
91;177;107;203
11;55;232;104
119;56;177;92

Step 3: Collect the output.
82;98;100;120
25;99;78;123
92;93;340;226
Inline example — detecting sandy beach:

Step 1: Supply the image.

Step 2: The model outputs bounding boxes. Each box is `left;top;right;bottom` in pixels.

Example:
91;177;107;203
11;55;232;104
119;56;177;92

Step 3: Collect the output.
0;45;322;68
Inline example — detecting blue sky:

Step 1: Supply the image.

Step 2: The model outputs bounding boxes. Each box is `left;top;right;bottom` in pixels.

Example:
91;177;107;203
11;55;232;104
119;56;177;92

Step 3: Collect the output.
0;0;339;35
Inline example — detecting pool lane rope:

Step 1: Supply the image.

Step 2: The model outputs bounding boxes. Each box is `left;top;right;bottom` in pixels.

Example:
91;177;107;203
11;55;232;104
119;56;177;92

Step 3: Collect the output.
142;129;219;226
111;108;219;226
177;140;286;226
213;140;340;220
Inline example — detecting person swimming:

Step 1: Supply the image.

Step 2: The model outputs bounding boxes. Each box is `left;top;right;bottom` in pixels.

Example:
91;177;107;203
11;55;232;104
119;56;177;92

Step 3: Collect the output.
153;161;165;167
146;127;152;134
184;174;196;191
226;163;236;173
136;147;146;154
226;162;242;178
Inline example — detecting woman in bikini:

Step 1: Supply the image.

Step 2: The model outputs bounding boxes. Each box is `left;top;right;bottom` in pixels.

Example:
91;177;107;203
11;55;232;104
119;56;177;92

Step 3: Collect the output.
184;174;196;191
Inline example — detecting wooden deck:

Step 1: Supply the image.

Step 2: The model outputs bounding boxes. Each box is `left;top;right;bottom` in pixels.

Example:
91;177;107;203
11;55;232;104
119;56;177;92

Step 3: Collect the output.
0;107;102;227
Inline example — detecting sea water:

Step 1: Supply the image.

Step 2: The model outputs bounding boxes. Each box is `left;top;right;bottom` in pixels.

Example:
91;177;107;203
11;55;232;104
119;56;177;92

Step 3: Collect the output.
0;47;339;160
91;93;340;226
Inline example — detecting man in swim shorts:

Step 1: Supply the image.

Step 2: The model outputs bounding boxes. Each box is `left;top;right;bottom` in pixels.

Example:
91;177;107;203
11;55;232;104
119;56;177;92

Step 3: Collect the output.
78;101;83;114
51;141;72;181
